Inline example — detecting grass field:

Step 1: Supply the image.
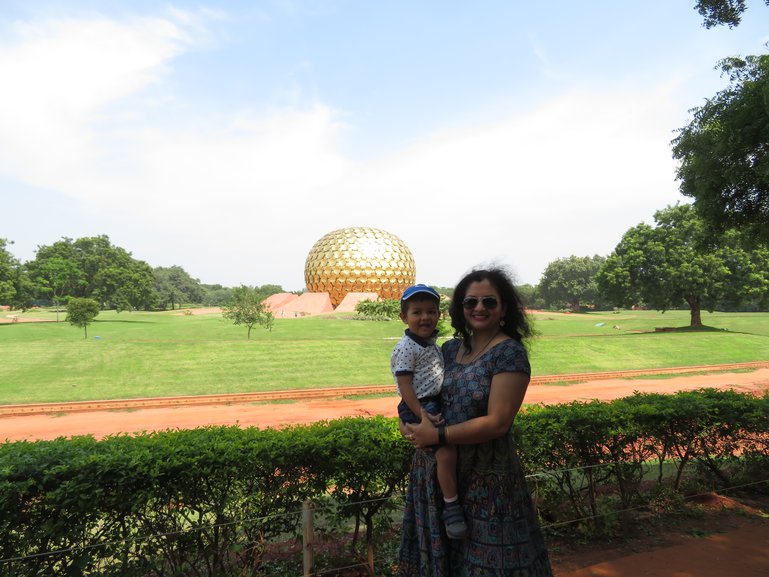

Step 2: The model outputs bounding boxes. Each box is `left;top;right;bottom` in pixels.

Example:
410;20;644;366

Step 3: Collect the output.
0;308;768;404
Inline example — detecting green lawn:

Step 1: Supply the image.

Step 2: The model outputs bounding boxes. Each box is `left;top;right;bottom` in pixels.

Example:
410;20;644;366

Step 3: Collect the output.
0;308;767;404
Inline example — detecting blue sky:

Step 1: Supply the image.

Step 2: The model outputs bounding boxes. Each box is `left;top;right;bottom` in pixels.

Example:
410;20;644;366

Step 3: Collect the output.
1;1;767;290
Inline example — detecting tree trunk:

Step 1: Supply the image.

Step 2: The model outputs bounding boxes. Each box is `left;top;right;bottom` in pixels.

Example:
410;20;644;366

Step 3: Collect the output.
687;295;703;327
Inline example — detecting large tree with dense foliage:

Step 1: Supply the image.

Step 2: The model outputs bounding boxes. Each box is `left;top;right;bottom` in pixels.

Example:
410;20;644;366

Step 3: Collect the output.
222;285;275;339
596;204;768;327
154;266;205;310
538;255;606;311
0;240;35;310
28;236;158;311
30;256;84;320
671;53;769;242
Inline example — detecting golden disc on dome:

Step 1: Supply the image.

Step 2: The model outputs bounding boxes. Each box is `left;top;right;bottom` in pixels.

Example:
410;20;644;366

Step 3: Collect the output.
304;227;416;307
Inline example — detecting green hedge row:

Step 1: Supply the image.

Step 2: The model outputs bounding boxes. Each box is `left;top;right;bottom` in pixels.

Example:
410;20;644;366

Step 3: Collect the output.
516;389;769;531
1;390;768;576
0;417;411;577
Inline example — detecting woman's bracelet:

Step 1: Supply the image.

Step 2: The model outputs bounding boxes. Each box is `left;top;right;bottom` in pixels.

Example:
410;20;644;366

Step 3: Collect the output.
437;425;446;446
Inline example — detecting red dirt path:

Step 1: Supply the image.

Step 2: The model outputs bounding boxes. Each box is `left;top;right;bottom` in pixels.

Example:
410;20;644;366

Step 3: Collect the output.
3;368;768;443
2;369;768;577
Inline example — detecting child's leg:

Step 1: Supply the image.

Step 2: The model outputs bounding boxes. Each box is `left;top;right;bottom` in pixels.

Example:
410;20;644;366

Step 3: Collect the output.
435;444;467;539
435;444;458;500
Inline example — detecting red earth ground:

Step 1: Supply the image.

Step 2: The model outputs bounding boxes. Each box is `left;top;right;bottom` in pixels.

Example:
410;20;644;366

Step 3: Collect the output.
3;368;768;442
2;369;769;576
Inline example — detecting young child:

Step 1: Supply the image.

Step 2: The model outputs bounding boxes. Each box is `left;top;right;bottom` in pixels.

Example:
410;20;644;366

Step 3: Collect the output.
391;284;468;540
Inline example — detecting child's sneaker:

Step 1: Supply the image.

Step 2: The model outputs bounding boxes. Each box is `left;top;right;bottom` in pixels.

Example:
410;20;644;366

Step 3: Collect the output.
443;500;468;539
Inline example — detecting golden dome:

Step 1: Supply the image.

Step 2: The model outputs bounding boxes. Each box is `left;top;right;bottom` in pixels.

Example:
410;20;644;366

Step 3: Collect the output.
304;227;416;307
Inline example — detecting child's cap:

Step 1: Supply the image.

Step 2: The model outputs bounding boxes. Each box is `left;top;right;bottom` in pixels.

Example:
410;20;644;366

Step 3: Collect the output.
401;284;440;301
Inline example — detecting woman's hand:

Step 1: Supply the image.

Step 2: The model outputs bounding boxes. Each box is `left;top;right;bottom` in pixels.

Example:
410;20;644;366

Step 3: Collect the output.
403;408;439;449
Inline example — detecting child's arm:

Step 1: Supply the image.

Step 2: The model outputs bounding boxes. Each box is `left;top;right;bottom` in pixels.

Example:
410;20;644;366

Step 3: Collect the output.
396;374;423;421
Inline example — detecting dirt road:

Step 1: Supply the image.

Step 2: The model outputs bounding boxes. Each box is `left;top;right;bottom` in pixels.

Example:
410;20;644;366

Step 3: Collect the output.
3;367;768;442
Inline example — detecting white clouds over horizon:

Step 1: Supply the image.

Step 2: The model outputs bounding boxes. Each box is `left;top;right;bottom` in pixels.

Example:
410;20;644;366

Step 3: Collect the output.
0;5;748;289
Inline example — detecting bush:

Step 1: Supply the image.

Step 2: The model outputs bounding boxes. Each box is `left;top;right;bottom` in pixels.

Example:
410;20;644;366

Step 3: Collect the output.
2;389;768;575
354;299;400;320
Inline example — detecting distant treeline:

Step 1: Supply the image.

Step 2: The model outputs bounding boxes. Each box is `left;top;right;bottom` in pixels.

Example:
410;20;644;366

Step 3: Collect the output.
0;235;286;312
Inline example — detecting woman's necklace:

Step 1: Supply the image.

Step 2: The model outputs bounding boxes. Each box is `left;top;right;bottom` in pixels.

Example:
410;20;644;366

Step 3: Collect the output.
460;330;500;364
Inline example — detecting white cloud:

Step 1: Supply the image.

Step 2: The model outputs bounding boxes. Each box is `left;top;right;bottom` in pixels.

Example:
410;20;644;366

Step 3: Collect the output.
0;11;688;290
318;83;684;286
0;14;189;186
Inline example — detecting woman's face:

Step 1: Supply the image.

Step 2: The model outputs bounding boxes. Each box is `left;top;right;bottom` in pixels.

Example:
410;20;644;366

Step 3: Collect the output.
462;279;504;333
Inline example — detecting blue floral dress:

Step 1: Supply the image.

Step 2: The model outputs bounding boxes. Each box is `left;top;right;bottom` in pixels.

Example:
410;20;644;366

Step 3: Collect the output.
397;338;553;577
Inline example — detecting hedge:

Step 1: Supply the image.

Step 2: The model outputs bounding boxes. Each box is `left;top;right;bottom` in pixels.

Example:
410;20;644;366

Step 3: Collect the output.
1;390;768;576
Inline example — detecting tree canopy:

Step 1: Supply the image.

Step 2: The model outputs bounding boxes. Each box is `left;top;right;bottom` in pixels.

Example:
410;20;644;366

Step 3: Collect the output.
693;0;769;28
538;255;606;311
672;53;769;241
597;204;769;326
0;240;35;310
222;285;275;339
0;239;17;304
154;266;205;310
66;297;100;339
28;236;158;311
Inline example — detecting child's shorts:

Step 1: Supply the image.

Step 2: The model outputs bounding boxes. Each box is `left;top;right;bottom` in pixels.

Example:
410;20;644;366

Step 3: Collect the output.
398;396;441;424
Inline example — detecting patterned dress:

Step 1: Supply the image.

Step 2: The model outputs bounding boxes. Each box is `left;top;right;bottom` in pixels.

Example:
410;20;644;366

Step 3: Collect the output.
397;338;553;577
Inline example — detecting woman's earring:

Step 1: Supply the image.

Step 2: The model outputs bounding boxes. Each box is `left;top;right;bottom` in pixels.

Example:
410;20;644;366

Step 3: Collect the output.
499;319;506;327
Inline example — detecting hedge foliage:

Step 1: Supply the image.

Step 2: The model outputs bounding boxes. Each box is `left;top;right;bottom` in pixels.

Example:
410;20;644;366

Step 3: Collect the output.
1;390;768;576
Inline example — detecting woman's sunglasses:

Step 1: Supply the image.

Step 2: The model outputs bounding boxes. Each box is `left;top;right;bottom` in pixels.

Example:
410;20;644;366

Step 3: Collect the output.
462;296;499;310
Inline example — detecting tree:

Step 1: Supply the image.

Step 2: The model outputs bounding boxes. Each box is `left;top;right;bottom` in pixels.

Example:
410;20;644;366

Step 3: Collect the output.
596;204;768;326
222;285;274;339
29;236;158;311
201;284;234;306
671;54;769;242
515;283;544;310
0;240;35;311
538;255;606;311
32;257;85;321
66;298;100;339
154;266;205;310
254;284;284;298
693;0;769;28
0;239;18;304
97;262;159;312
7;265;36;311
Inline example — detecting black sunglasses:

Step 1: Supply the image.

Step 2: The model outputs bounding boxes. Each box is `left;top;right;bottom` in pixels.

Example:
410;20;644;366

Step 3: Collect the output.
462;296;499;310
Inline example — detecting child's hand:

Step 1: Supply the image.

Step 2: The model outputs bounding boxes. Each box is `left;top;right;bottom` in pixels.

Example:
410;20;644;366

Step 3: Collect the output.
425;411;444;425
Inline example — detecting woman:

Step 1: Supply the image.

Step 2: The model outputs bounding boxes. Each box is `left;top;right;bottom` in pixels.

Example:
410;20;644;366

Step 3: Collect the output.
398;268;553;577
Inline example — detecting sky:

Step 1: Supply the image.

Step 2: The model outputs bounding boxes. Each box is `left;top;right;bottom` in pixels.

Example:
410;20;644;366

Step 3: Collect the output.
1;1;767;291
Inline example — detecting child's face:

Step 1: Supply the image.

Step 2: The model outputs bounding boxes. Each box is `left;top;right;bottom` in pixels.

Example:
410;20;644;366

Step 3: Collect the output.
399;297;440;339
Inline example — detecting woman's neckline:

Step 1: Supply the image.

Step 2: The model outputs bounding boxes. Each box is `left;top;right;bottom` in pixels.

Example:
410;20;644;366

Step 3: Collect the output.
454;335;510;365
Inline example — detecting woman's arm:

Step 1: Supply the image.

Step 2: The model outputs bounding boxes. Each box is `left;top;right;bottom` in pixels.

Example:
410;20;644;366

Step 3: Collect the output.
405;371;529;449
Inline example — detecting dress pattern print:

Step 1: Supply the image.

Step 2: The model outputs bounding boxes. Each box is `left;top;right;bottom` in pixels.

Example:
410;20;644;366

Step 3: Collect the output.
397;338;553;577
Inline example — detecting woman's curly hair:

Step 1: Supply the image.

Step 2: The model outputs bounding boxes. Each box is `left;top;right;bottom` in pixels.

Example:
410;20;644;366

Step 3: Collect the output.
449;267;532;351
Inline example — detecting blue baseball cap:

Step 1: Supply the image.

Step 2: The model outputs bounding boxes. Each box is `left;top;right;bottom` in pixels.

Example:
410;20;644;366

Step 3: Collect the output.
401;284;440;301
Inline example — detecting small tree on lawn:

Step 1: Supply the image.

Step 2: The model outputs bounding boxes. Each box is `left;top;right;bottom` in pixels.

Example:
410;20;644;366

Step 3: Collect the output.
222;285;274;339
66;297;100;339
